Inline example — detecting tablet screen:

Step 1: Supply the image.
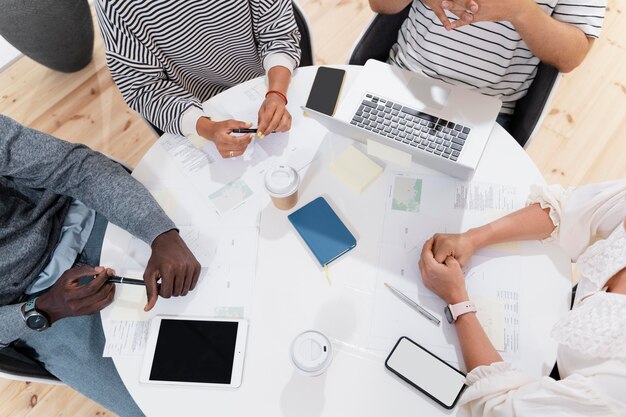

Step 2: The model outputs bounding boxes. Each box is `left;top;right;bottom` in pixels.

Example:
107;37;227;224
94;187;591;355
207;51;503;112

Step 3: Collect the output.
149;319;239;384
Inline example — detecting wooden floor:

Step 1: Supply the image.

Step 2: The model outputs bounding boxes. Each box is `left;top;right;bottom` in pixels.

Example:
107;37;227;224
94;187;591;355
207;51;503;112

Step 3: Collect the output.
1;0;624;416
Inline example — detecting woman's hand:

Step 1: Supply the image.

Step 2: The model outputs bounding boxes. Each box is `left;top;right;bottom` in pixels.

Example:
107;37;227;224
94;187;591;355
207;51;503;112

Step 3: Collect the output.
419;238;468;304
431;232;478;268
257;93;291;137
196;117;254;158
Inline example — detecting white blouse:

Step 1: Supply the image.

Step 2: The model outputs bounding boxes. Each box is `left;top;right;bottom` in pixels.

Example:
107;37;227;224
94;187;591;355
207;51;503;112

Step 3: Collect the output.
460;179;626;417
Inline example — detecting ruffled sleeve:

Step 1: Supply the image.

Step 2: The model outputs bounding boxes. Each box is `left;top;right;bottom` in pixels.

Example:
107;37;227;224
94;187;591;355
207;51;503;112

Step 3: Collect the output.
460;362;621;417
526;180;626;261
526;184;566;242
460;362;532;409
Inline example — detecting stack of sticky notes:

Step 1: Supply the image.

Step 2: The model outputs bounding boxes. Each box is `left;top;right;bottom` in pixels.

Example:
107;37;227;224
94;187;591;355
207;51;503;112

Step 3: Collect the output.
330;145;383;193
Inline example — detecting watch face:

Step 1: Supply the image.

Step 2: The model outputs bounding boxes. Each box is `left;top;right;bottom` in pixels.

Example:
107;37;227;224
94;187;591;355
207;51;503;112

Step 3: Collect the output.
444;306;454;324
27;314;49;331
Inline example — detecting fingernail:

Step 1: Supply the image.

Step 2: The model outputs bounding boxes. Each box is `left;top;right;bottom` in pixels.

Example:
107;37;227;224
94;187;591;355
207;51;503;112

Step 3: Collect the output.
95;266;104;273
247;122;253;127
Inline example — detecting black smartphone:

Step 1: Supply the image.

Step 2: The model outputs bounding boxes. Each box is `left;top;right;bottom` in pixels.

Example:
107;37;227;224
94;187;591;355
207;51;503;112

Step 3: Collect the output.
305;67;346;116
385;336;467;409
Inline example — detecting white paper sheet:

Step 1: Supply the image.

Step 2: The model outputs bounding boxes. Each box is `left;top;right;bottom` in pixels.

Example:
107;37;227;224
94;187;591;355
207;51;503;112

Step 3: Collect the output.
368;170;522;366
103;320;151;357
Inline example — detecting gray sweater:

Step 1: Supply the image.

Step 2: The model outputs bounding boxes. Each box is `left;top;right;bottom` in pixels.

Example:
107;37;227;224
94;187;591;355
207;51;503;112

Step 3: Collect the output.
0;115;175;347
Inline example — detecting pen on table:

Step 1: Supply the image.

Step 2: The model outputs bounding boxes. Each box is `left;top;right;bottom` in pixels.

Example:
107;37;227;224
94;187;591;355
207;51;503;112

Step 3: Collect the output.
107;276;145;286
231;128;277;134
384;283;441;326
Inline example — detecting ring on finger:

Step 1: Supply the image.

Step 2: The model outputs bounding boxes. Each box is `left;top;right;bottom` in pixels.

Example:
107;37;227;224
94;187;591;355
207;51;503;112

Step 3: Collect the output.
229;150;235;158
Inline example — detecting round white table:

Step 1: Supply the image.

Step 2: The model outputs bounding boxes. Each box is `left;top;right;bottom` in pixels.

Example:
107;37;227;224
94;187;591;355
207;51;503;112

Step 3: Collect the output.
101;65;572;417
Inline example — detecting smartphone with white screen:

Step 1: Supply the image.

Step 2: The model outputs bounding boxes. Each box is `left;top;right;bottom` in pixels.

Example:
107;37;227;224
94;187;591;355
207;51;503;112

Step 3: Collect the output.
385;336;466;409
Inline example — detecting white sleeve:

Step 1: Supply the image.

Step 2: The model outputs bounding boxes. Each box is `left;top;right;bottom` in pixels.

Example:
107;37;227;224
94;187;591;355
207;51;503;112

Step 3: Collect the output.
526;180;626;260
461;362;618;417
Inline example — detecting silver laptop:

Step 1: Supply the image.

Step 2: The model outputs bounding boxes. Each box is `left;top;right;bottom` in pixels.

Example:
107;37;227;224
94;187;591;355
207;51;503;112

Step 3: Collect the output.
305;59;502;179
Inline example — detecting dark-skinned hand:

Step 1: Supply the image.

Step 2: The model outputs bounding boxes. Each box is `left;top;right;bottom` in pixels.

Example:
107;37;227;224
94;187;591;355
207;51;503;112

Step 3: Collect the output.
36;265;116;324
143;229;201;311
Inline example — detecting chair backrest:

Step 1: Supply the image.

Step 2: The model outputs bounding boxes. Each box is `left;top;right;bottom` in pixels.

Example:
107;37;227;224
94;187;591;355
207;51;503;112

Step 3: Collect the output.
508;63;560;148
292;1;314;66
348;5;411;65
0;346;61;384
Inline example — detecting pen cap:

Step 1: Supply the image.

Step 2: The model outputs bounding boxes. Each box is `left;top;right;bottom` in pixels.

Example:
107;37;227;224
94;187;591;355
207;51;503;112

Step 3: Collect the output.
290;330;333;376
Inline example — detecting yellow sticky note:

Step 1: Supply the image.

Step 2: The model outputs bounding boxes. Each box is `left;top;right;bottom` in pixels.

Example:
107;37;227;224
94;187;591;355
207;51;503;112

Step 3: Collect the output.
474;297;505;351
330;145;383;193
366;139;412;168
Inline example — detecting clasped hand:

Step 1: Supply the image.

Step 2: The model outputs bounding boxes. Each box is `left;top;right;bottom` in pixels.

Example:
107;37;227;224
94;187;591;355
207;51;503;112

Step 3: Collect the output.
418;232;478;304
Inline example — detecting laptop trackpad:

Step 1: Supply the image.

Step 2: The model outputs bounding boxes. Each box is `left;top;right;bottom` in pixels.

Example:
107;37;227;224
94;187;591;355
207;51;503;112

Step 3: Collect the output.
407;77;451;110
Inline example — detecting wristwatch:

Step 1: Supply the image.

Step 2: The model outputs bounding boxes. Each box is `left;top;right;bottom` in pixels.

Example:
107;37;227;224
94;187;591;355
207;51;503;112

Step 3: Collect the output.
22;298;50;331
444;300;477;324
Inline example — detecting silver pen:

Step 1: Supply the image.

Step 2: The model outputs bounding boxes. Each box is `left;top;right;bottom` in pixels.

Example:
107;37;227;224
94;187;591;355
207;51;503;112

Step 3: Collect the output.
384;283;441;326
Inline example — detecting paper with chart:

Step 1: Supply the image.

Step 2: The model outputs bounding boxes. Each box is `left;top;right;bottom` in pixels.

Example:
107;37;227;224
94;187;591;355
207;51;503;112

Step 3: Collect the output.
157;134;263;225
368;171;522;365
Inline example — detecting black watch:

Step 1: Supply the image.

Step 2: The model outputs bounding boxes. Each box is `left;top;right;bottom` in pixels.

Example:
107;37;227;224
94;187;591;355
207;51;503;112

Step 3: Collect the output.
22;297;50;331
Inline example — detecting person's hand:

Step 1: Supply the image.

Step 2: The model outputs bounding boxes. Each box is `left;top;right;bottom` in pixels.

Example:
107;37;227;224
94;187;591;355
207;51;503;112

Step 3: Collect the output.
431;232;477;268
422;0;457;31
442;0;532;29
196;117;254;158
143;230;201;312
440;0;478;29
36;266;116;324
419;238;468;304
257;93;291;137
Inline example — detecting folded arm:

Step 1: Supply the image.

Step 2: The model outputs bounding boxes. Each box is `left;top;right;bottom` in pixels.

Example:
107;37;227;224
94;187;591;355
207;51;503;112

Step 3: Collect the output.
444;0;605;72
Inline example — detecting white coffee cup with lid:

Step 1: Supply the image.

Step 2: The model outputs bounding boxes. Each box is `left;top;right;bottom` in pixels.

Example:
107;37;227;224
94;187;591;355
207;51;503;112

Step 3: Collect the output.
290;330;333;376
264;164;300;210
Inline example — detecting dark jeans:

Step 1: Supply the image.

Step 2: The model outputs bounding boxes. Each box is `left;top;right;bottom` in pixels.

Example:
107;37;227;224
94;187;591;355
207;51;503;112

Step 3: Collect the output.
15;213;145;416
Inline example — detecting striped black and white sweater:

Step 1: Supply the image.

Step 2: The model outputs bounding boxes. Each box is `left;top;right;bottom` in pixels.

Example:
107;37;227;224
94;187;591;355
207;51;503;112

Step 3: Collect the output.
96;0;301;135
389;1;606;113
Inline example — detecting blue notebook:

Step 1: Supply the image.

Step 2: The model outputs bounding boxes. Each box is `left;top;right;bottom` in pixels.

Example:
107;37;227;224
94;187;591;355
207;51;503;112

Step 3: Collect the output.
288;197;357;266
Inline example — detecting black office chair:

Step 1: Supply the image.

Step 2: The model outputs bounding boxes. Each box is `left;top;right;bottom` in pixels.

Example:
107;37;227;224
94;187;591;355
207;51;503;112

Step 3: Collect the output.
145;1;314;137
0;345;60;384
347;5;560;148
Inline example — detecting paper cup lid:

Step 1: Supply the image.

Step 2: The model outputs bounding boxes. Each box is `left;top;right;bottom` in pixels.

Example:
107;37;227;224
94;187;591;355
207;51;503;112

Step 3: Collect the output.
265;165;299;197
291;331;332;375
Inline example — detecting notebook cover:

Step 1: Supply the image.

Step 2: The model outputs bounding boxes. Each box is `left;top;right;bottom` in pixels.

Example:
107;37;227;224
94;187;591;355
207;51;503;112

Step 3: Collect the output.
288;197;357;266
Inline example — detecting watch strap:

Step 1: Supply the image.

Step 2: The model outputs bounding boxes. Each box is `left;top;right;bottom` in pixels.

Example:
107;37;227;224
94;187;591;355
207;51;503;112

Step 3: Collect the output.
24;298;38;314
448;300;477;321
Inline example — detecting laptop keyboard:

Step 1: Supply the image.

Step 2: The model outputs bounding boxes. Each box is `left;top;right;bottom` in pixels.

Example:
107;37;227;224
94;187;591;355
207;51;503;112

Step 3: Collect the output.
350;94;471;161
